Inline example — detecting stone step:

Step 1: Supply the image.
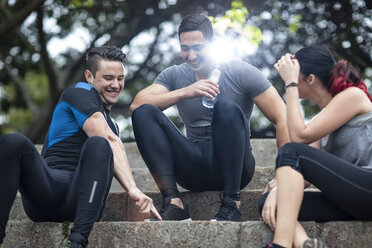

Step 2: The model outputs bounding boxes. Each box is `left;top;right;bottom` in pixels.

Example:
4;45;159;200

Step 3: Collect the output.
3;220;372;248
37;139;278;192
11;189;322;222
114;165;275;192
7;140;372;248
35;138;278;168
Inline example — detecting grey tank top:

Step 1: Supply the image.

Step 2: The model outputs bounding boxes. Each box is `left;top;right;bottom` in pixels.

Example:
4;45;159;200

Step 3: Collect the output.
322;110;372;169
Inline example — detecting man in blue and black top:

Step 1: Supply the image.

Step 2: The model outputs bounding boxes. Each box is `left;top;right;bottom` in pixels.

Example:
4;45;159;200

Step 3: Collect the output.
0;46;161;248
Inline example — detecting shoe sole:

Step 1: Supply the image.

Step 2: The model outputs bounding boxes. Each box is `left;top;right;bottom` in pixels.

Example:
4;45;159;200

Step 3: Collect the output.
210;219;241;222
144;217;192;222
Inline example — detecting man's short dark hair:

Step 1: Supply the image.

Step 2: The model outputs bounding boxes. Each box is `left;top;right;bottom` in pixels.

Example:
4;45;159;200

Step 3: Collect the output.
85;46;127;76
178;14;213;41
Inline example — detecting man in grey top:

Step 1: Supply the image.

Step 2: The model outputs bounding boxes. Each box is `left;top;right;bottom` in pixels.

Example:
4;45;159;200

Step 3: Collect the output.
130;14;289;221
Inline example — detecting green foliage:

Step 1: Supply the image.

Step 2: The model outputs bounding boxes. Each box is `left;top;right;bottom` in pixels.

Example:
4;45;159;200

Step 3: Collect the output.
62;221;71;239
1;71;48;134
289;14;302;33
301;100;320;120
210;0;262;46
1;0;372;140
225;0;249;25
231;0;244;9
69;0;95;8
25;71;49;106
4;84;16;103
5;107;32;133
243;25;263;46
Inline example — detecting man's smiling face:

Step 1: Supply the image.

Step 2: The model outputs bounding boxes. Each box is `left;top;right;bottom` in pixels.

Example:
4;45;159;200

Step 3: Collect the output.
180;30;211;73
85;59;125;109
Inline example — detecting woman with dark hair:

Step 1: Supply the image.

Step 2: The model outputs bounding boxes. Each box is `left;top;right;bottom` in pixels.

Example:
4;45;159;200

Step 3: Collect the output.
260;45;372;248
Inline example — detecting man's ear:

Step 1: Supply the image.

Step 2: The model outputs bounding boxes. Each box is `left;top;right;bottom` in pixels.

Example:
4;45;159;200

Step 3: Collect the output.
84;70;94;85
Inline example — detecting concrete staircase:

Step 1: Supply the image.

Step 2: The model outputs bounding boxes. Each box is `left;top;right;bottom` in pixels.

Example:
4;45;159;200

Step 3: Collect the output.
4;139;372;247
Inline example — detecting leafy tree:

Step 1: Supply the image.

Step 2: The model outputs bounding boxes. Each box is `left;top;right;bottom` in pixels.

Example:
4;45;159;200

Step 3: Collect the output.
0;0;371;142
242;0;372;122
0;0;231;142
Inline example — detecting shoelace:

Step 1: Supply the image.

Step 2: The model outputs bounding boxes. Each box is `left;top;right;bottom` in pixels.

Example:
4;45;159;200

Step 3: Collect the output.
159;199;178;216
210;192;238;219
214;202;237;219
209;192;224;207
159;202;171;216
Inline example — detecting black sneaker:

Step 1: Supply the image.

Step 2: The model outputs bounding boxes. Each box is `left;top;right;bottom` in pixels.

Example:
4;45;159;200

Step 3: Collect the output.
63;240;84;248
158;197;191;221
211;197;241;221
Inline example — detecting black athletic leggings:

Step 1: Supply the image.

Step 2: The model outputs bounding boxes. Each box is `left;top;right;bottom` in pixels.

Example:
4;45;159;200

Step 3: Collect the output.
258;142;372;221
132;99;255;201
0;133;114;246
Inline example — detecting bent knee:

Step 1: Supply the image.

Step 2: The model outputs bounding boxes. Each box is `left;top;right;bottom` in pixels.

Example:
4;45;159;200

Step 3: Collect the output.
132;104;158;119
214;99;238;113
83;136;112;161
0;133;34;153
278;142;309;156
280;142;300;150
276;142;308;171
213;99;244;125
85;136;110;149
132;104;163;128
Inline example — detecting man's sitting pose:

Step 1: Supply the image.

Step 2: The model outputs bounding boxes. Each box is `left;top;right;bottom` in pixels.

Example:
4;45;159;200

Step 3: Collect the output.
130;14;289;221
0;46;160;248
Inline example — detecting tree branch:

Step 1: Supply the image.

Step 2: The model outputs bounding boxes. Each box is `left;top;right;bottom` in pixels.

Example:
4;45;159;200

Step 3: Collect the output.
61;0;230;90
0;55;38;113
36;5;60;105
124;26;161;88
60;12;133;88
0;0;45;37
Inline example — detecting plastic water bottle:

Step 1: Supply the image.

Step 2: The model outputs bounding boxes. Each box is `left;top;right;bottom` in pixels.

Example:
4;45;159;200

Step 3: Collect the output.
202;66;221;108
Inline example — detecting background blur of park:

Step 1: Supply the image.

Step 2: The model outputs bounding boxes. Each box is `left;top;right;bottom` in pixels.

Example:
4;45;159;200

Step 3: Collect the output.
0;0;371;143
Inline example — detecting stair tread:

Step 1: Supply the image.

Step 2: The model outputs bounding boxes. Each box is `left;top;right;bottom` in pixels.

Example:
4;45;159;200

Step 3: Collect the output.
4;220;372;248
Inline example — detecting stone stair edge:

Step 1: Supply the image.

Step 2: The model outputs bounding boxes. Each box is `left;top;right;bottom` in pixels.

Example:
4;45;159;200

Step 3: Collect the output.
4;220;372;248
10;189;318;223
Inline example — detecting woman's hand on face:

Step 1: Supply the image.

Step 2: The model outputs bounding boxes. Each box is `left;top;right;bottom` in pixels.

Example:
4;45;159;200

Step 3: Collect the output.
274;53;300;86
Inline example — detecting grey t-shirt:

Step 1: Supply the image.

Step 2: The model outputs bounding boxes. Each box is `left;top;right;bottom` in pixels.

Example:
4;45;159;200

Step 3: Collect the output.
154;59;271;142
322;110;372;169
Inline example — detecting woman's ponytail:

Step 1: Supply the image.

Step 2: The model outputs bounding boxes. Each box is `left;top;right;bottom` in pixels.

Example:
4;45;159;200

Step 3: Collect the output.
329;60;372;102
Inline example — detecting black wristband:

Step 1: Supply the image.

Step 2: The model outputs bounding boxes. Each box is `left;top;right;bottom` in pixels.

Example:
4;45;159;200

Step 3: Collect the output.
285;82;298;89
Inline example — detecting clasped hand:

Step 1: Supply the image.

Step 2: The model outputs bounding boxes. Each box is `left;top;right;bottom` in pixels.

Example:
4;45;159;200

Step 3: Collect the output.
261;178;278;231
274;53;300;86
184;79;219;98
